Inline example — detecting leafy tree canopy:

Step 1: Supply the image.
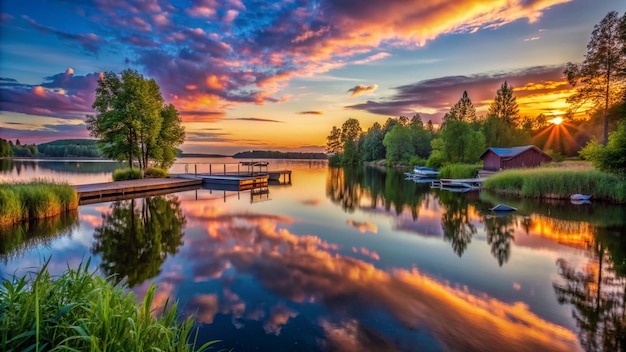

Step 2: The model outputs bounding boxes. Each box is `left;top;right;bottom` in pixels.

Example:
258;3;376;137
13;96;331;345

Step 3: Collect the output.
86;69;184;172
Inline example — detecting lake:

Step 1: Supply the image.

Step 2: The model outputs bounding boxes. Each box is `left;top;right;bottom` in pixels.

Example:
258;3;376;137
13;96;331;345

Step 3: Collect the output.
1;158;625;352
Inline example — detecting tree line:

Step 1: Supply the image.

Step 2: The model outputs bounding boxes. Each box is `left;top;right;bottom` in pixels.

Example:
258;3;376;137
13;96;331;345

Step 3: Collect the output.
327;10;626;175
0;138;102;158
233;150;328;159
327;82;534;168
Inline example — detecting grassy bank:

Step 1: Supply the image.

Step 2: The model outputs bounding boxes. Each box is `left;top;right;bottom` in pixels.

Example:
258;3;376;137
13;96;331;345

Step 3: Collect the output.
0;180;78;226
0;261;218;351
483;167;626;203
438;163;482;179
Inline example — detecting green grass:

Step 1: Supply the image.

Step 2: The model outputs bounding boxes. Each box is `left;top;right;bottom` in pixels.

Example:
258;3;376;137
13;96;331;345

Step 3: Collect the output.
438;163;482;179
0;180;78;226
0;260;219;352
145;167;169;178
112;168;143;181
483;167;626;203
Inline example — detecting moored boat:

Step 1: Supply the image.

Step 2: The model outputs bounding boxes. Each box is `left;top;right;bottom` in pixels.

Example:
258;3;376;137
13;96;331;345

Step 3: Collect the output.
413;167;439;178
570;194;591;201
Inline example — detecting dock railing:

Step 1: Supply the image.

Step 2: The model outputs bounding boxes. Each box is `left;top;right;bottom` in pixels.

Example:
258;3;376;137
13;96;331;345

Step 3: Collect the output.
172;162;269;177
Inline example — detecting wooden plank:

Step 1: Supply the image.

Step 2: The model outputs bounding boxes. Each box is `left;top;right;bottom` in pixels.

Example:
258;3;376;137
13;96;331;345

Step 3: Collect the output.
79;184;201;205
75;178;202;200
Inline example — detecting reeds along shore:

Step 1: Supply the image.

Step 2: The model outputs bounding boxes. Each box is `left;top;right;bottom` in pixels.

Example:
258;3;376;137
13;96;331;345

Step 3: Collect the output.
483;167;626;203
0;261;219;351
0;180;78;226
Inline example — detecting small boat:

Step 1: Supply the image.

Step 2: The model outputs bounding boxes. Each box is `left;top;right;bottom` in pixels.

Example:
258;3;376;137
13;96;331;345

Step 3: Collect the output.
413;167;439;178
490;204;517;212
570;194;591;201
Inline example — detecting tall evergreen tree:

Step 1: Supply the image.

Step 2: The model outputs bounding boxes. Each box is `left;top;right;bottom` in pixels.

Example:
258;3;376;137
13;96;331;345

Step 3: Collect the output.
443;91;477;127
488;81;520;126
565;11;626;145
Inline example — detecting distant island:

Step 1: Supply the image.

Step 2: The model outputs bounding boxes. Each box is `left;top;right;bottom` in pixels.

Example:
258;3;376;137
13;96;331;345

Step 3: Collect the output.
233;150;328;159
177;153;228;158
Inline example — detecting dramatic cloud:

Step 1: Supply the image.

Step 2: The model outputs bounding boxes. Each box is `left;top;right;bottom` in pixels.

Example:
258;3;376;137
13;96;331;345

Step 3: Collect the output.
22;15;105;54
346;65;570;122
1;0;576;141
347;84;378;97
0;70;100;119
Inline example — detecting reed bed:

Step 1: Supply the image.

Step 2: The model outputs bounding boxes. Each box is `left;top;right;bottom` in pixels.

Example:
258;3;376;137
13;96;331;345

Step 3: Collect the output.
112;168;143;181
0;180;78;226
0;260;219;352
438;163;482;179
483;167;626;203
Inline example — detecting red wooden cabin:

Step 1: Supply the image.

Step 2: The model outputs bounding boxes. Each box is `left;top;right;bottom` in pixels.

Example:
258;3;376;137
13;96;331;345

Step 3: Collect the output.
480;145;553;171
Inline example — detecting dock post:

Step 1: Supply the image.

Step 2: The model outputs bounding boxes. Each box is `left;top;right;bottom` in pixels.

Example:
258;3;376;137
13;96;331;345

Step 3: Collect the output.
209;164;212;175
194;165;197;176
224;164;226;175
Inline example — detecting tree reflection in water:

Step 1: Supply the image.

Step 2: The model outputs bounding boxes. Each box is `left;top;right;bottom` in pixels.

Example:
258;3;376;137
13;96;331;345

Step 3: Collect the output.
554;226;626;352
326;166;429;218
91;195;185;287
435;189;477;257
484;214;515;266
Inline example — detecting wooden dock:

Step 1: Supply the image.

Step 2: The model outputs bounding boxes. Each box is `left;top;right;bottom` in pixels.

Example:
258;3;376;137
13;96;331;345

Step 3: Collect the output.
75;178;202;203
436;177;487;192
268;170;291;184
177;173;269;188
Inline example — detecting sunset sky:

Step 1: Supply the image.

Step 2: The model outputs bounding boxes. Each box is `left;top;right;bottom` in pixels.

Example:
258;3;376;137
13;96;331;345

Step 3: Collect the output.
1;0;625;155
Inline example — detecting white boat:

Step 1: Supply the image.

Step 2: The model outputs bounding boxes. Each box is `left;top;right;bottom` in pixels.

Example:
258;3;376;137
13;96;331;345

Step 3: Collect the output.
412;167;439;178
570;194;591;201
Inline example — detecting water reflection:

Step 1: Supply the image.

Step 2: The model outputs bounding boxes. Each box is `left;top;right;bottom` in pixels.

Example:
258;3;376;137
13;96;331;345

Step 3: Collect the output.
0;212;78;264
326;166;626;269
91;195;185;287
172;201;580;351
554;227;626;352
326;166;429;216
436;189;478;257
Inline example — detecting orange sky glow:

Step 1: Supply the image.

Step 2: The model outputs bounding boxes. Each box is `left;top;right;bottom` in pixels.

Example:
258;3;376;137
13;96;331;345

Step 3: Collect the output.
1;0;625;154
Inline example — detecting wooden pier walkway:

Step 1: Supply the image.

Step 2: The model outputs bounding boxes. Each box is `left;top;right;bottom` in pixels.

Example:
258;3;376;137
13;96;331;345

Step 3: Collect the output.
74;161;292;204
75;178;202;203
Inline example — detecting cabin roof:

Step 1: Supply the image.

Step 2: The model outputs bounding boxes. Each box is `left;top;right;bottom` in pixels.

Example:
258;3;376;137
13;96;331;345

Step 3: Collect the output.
479;145;543;159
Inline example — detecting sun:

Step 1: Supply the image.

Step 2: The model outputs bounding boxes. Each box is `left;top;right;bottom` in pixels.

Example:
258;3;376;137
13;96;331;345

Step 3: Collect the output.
549;117;563;125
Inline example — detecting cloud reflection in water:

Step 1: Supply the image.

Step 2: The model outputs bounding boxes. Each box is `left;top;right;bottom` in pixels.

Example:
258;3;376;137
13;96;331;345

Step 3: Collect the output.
157;201;582;352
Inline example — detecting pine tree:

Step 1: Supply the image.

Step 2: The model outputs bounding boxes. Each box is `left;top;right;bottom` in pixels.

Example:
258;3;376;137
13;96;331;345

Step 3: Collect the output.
565;11;626;145
488;81;520;127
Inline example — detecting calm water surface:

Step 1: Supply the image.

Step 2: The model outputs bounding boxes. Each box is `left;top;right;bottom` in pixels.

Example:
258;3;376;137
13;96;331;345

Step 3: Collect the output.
1;158;626;352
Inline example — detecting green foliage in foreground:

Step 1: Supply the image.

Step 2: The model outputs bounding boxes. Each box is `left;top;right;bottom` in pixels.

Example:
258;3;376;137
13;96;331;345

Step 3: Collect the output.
112;168;143;181
438;163;482;179
145;167;169;178
0;181;78;226
483;167;626;202
580;122;626;176
0;261;219;352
